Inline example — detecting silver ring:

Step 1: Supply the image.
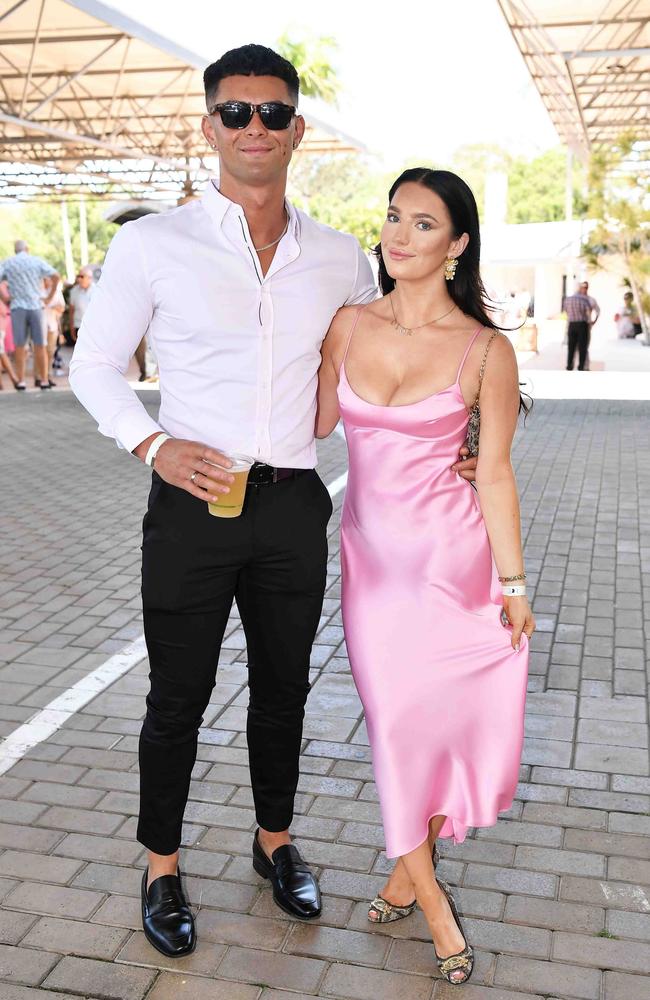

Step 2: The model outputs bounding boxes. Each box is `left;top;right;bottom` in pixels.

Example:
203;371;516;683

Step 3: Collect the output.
190;471;198;484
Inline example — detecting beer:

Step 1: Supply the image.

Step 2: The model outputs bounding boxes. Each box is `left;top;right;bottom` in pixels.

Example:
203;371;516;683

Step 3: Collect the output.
207;454;253;518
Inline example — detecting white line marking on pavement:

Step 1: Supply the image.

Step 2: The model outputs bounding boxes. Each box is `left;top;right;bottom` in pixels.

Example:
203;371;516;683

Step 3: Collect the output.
0;635;147;776
327;472;347;498
0;460;350;775
599;882;650;912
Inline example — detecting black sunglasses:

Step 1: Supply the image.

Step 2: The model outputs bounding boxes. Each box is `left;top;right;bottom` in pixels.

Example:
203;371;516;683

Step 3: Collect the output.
208;101;296;131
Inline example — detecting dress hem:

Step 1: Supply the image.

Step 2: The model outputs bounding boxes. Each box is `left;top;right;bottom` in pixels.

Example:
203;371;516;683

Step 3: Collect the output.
384;802;515;860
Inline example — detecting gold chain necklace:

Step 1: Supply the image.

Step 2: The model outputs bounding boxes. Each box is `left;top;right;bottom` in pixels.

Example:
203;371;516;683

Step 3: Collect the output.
254;214;289;252
389;293;456;336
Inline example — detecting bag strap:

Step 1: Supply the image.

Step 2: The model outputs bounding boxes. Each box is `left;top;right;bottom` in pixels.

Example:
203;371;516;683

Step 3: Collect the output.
471;330;501;409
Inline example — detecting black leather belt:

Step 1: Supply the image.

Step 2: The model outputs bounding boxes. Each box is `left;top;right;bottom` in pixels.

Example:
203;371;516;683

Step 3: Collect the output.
247;462;308;486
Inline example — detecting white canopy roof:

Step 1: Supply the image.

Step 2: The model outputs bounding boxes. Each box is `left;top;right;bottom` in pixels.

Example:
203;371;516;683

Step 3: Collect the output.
497;0;650;157
0;0;365;200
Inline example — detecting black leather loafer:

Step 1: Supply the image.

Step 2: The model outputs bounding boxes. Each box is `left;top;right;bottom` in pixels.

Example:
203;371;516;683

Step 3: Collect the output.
141;867;196;957
252;829;322;920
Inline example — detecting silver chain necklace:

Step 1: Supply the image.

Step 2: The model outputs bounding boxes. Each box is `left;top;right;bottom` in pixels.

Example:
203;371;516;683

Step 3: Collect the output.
254;214;289;252
389;293;456;336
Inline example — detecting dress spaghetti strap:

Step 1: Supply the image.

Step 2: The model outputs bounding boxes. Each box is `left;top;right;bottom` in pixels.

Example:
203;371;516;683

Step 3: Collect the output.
342;306;364;366
455;326;485;384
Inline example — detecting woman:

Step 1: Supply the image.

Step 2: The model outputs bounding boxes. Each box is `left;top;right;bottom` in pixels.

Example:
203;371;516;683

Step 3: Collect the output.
0;280;19;390
43;277;65;384
316;168;535;986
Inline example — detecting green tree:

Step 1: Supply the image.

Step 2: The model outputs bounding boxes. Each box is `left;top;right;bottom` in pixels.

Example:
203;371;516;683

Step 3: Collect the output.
0;200;116;274
277;32;340;105
507;147;587;224
289;154;391;248
582;133;650;339
447;144;586;223
447;144;511;220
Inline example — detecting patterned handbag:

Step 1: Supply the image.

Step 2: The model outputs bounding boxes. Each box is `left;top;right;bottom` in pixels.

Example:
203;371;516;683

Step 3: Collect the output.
465;330;501;457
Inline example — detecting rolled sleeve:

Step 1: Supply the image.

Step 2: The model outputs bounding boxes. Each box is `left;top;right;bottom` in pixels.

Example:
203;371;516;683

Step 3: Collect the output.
69;223;163;452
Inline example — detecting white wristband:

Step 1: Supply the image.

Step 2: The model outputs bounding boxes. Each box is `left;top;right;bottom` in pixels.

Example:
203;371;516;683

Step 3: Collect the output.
503;584;526;597
144;433;170;467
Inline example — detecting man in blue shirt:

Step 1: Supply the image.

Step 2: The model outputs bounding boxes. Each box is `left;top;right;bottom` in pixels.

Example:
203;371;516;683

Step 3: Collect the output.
0;240;60;390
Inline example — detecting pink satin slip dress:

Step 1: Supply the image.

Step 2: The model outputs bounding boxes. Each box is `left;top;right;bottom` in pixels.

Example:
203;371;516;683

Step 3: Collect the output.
337;308;529;858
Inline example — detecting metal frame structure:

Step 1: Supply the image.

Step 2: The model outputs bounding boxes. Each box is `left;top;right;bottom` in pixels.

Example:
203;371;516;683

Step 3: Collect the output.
0;0;365;201
497;0;650;157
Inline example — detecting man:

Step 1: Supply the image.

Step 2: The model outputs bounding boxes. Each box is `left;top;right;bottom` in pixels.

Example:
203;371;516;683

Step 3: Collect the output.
578;280;600;370
68;266;94;343
70;44;478;957
564;282;597;371
0;240;59;390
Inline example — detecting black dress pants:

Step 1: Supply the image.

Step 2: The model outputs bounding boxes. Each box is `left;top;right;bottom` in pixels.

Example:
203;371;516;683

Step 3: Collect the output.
566;321;589;370
137;469;333;856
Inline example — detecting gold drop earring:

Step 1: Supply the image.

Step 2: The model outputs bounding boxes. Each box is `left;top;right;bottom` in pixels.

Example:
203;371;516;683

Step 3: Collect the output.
444;257;458;281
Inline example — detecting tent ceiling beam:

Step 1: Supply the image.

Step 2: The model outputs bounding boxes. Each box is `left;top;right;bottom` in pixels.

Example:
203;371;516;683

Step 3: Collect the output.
0;109;184;162
25;36;124;118
497;0;650;156
0;0;366;201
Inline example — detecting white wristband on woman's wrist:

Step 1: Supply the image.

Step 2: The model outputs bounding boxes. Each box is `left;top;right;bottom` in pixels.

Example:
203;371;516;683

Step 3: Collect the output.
144;433;170;467
502;584;526;597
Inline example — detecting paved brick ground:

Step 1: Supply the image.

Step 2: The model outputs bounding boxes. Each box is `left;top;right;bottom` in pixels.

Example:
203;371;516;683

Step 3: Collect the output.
0;389;649;1000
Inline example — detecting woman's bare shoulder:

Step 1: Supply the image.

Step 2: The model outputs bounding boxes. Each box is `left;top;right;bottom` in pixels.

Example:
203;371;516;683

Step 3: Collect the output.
323;301;380;352
334;298;388;325
479;328;518;386
465;321;515;357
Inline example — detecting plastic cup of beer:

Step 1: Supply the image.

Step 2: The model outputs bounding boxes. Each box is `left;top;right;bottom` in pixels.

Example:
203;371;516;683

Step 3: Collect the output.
207;453;254;518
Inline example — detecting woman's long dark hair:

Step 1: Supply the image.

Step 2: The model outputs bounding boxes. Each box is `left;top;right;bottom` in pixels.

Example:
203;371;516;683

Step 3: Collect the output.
374;167;531;416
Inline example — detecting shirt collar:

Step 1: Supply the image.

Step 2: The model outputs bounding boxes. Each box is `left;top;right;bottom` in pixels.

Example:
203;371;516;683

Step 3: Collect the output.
201;179;299;240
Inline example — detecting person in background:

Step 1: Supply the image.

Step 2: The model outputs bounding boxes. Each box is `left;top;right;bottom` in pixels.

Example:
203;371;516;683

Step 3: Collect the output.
0;240;59;390
563;283;594;371
68;266;95;343
43;277;65;382
615;291;642;339
0;280;19;390
578;280;600;370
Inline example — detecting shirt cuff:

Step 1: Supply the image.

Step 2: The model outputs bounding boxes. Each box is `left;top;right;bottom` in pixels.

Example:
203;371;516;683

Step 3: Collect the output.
110;410;166;454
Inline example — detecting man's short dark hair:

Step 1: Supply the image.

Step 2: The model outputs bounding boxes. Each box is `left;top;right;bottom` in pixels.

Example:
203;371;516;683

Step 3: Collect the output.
203;44;300;108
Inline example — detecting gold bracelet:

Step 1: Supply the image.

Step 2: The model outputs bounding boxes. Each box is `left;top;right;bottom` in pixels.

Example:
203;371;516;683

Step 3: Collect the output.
498;572;527;583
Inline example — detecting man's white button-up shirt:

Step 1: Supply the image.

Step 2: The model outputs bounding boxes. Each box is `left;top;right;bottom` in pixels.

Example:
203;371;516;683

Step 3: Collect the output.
69;181;377;468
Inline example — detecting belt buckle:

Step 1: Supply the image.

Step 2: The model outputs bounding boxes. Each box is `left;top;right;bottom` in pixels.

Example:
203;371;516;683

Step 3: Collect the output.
250;462;274;486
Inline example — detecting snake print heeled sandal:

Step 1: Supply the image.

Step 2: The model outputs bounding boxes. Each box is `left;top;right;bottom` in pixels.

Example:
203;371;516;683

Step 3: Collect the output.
433;877;474;986
367;894;417;923
367;845;441;924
